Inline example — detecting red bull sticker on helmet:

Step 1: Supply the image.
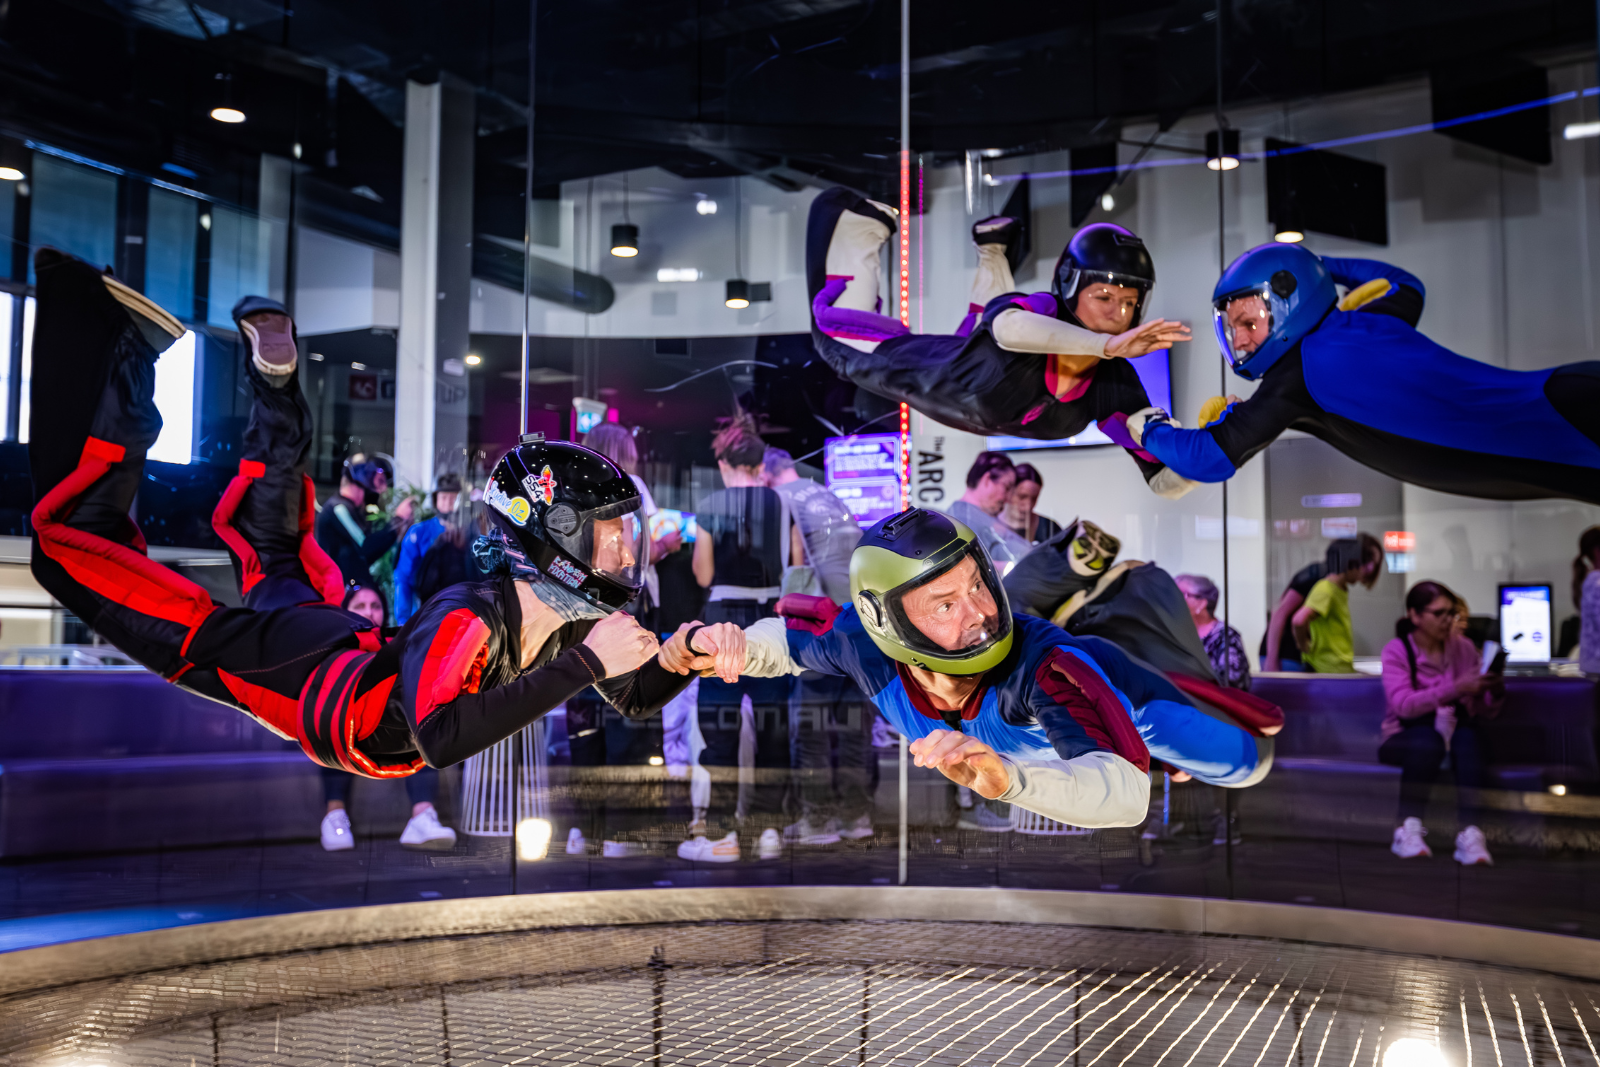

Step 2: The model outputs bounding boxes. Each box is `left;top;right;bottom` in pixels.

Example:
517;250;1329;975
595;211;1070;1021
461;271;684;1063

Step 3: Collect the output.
484;480;530;526
525;465;558;505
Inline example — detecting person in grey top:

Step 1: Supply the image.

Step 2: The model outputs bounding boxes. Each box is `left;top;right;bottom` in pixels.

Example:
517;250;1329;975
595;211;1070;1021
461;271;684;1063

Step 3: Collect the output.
763;447;877;847
946;451;1033;573
764;447;861;606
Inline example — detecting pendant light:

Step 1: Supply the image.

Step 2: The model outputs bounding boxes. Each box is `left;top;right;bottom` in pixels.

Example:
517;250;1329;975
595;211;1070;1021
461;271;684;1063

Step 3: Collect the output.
726;178;749;308
610;172;639;257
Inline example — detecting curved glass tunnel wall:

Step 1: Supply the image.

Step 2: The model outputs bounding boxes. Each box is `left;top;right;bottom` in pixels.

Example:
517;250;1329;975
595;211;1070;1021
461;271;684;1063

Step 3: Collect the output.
5;54;1600;957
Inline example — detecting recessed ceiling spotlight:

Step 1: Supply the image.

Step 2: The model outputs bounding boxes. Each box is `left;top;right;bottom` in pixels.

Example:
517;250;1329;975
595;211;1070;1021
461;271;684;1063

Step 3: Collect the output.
1100;192;1115;212
210;107;246;124
1273;230;1305;243
656;268;701;282
696;198;718;215
465;354;482;366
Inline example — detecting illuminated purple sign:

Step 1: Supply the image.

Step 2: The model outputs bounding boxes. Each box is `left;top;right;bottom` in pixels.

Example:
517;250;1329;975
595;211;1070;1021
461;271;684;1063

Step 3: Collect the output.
825;433;903;527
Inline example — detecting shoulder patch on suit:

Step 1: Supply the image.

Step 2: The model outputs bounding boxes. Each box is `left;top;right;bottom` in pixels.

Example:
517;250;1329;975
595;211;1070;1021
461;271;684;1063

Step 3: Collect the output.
416;608;491;723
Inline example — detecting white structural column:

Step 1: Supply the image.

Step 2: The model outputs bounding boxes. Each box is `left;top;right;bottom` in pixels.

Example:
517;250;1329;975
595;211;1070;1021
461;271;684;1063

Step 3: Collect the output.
397;75;475;491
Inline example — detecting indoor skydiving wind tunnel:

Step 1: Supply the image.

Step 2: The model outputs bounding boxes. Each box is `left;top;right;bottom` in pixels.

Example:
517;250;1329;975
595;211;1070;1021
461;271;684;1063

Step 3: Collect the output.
13;0;1600;1063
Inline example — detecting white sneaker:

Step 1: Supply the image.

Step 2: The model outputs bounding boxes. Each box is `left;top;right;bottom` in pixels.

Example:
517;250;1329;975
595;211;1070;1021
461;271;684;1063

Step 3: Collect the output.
785;817;841;846
678;832;740;863
958;802;1013;833
320;809;354;852
758;827;783;859
399;806;457;851
603;840;646;858
565;828;587;855
1391;816;1432;859
1454;825;1494;866
839;815;875;840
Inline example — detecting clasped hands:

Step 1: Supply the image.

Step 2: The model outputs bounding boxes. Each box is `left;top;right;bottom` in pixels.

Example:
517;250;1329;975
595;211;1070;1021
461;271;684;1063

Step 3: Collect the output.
657;621;748;683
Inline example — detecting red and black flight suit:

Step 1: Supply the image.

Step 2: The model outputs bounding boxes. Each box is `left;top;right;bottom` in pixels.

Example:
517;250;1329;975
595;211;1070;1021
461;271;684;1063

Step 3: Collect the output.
27;248;690;778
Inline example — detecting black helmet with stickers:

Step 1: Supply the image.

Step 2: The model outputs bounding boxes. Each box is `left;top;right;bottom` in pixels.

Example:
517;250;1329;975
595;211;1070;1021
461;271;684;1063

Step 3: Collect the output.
479;433;646;611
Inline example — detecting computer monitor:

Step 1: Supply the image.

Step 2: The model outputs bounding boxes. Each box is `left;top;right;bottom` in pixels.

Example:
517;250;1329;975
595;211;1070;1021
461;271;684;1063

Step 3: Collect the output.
1497;583;1553;663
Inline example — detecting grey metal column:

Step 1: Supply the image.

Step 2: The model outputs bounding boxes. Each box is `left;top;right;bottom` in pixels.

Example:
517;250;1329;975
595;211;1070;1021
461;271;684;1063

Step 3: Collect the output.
397;74;475;491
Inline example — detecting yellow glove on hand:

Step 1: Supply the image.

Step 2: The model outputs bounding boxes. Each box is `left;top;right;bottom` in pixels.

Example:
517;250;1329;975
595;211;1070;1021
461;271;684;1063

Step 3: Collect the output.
1197;395;1229;428
1338;278;1391;312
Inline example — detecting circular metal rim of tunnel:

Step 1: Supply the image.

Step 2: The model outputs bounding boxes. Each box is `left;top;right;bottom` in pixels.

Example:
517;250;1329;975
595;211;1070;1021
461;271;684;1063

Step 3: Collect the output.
7;888;1600;1066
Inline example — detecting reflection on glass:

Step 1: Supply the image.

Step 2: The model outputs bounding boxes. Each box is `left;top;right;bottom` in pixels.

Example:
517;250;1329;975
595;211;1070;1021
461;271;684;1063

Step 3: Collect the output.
27;154;116;283
146;188;198;321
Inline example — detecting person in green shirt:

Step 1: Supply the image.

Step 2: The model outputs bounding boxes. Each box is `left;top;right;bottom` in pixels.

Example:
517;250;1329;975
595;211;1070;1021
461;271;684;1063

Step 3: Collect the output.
1290;539;1372;673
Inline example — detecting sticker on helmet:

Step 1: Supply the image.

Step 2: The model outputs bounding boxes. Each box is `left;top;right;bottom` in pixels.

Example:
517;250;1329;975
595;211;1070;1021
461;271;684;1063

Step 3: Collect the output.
547;556;586;589
525;465;558;505
484;480;531;526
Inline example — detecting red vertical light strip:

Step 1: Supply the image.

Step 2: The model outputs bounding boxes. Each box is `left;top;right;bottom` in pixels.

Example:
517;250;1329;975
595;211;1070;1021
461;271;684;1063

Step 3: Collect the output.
898;149;911;510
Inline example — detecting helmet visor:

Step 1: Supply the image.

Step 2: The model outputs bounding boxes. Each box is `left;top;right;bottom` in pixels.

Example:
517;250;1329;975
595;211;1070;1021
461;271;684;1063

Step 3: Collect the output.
1212;286;1275;371
547;497;647;591
1058;268;1154;325
881;540;1013;661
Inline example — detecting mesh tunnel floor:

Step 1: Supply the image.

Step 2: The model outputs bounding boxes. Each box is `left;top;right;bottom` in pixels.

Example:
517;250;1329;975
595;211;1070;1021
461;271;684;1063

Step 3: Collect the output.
5;918;1598;1066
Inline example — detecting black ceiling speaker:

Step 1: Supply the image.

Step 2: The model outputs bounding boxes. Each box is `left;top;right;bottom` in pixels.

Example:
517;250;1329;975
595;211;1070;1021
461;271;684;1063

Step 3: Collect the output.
1431;58;1552;166
1265;138;1389;246
1070;143;1118;227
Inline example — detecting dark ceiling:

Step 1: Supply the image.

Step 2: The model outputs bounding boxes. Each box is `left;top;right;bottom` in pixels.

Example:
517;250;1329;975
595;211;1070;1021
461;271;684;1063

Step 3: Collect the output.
0;0;1593;251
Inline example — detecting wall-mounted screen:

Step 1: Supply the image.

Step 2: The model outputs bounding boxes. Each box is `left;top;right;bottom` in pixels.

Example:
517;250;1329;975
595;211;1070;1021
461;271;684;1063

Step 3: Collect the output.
1498;583;1552;664
824;433;902;528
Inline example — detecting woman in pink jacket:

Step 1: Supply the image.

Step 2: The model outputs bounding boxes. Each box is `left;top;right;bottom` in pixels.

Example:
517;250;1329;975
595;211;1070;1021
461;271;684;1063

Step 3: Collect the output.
1379;581;1503;865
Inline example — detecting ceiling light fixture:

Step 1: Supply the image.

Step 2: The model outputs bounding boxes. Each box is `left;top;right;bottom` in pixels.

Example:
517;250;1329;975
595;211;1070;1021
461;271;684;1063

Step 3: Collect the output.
465;354;482;366
726;180;749;309
696;197;717;215
657;268;700;282
610;172;639;257
1100;192;1115;212
1273;230;1305;243
1564;121;1600;140
211;107;245;124
1205;128;1241;171
0;167;22;181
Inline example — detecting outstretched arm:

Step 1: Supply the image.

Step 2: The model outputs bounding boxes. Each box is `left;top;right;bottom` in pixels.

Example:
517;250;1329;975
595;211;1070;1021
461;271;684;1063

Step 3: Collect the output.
910;730;1150;828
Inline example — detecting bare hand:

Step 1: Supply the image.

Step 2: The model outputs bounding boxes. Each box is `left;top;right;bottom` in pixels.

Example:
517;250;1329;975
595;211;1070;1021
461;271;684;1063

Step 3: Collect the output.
582;611;659;677
909;729;1011;799
657;527;683;556
1456;673;1499;700
657;622;704;675
1104;318;1192;359
393;497;416;523
685;622;747;683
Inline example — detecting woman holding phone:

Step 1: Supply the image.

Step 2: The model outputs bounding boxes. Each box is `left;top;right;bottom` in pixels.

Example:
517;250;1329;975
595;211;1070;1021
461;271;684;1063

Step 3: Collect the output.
1379;581;1504;865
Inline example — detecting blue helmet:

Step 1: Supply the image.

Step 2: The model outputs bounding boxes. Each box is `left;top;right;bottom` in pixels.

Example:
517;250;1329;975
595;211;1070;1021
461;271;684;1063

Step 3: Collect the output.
1211;243;1336;380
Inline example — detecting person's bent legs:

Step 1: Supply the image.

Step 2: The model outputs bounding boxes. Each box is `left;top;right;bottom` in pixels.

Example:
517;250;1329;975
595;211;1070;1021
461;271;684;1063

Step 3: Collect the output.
1378;723;1447;859
1448;722;1492;865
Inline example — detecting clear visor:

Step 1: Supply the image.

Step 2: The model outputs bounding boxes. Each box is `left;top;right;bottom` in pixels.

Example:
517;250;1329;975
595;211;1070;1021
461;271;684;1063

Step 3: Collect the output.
883;541;1013;660
1212;286;1275;368
551;498;646;589
1059;268;1153;318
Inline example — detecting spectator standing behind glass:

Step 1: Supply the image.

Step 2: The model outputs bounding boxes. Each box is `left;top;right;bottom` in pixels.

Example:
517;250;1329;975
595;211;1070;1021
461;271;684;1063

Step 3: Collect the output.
318;584;457;853
1379;581;1502;865
314;457;415;589
1290;538;1379;674
391;472;462;626
559;422;679;859
1262;533;1382;671
1573;526;1600;673
680;413;805;863
946;451;1032;572
1176;573;1250;690
764;446;876;846
1002;463;1063;545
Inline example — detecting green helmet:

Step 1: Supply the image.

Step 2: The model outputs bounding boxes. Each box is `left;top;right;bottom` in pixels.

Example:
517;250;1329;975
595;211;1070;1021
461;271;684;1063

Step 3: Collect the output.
849;508;1015;675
